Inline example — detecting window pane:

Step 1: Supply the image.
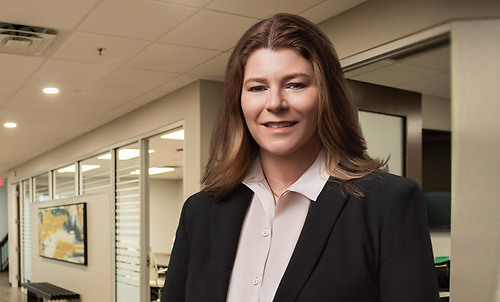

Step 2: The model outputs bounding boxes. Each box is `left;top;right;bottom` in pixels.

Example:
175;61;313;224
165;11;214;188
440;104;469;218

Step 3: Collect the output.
81;152;111;195
358;110;404;176
21;180;31;282
54;164;76;199
115;143;141;301
34;172;50;202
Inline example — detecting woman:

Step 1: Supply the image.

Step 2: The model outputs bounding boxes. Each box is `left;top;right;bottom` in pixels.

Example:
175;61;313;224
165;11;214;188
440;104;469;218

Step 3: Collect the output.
162;13;439;302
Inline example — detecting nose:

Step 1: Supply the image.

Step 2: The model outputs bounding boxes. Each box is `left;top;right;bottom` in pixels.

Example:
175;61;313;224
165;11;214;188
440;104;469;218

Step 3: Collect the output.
265;88;288;112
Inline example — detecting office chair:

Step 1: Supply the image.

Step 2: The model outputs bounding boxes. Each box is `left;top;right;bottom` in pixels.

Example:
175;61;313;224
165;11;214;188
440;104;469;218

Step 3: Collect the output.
149;246;168;302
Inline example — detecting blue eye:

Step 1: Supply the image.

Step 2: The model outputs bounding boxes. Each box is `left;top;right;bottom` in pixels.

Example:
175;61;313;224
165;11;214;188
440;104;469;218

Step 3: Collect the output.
287;83;305;90
249;86;266;93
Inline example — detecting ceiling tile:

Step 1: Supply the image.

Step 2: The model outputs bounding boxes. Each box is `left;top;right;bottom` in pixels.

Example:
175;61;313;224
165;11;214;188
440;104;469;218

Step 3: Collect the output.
206;0;323;19
153;74;198;96
1;120;80;139
0;94;9;107
351;62;443;87
187;51;230;79
52;32;150;65
4;93;74;113
74;83;145;104
6;80;91;106
152;0;212;8
98;67;178;90
125;89;170;109
0;77;25;94
301;0;367;24
77;0;197;41
0;0;100;29
398;73;450;97
0;107;93;125
0;53;45;78
399;44;450;72
344;59;396;78
160;11;257;50
32;59;115;85
126;43;220;73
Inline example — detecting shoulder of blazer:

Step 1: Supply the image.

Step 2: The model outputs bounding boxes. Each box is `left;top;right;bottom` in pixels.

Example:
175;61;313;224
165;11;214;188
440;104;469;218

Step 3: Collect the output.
352;172;421;197
180;184;254;231
183;184;254;210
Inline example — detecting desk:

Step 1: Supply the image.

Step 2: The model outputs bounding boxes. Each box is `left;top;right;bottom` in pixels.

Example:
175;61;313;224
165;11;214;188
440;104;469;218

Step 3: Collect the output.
154;253;170;268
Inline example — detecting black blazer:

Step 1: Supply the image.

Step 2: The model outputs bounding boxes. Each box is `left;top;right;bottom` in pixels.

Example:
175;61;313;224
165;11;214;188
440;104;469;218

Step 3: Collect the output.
162;173;439;302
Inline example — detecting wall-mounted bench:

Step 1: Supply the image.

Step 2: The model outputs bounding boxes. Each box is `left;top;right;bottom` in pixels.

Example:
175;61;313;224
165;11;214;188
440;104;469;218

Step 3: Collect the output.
21;282;80;301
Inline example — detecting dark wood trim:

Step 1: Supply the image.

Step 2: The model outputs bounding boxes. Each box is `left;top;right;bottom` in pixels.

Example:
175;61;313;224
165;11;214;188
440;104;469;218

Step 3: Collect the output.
347;79;422;186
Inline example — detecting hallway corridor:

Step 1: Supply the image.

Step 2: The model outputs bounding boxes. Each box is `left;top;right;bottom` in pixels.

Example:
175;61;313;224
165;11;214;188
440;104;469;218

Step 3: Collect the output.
0;271;25;302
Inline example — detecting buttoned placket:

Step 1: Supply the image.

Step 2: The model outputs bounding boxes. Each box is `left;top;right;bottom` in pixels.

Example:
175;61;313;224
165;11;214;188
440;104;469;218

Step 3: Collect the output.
243;185;274;301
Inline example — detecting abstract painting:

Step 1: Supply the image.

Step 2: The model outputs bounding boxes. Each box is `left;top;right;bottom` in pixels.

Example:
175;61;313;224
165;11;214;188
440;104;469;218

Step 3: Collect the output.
38;203;87;265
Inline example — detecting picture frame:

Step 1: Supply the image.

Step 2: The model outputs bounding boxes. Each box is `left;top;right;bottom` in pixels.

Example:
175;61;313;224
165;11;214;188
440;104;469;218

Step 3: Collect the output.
38;202;87;265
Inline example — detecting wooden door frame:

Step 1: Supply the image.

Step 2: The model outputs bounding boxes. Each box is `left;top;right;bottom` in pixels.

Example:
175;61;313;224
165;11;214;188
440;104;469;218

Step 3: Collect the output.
347;79;422;186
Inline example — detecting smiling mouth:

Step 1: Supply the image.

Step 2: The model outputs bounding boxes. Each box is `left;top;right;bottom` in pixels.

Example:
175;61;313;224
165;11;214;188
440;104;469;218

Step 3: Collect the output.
263;122;297;128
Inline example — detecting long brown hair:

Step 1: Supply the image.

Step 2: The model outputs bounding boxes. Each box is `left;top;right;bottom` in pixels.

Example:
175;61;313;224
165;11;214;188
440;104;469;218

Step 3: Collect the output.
202;13;386;199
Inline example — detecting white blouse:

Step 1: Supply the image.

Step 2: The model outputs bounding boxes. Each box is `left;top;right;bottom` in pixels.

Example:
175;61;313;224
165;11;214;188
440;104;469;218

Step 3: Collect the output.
226;151;329;302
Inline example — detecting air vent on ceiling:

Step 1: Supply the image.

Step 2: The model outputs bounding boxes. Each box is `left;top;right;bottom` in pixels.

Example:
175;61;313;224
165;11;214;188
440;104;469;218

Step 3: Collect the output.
0;22;57;56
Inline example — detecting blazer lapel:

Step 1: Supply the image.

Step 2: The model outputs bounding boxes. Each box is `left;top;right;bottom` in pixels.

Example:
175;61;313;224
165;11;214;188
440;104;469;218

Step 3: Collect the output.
207;184;253;302
273;180;350;301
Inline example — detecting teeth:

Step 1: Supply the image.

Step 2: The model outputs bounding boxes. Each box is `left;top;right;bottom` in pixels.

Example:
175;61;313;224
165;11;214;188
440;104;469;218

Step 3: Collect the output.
266;122;295;128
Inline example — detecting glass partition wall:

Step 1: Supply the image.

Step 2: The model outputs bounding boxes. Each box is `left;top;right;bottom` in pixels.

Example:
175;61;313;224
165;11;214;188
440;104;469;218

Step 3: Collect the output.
53;164;76;199
15;123;185;302
115;142;143;302
20;179;31;284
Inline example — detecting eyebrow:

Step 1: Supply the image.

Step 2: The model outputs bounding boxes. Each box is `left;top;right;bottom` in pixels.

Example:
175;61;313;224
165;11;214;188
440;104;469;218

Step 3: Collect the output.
243;73;312;86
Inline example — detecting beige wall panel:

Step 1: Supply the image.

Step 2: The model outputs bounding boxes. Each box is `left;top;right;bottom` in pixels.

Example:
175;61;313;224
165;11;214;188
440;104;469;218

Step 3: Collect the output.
450;19;500;302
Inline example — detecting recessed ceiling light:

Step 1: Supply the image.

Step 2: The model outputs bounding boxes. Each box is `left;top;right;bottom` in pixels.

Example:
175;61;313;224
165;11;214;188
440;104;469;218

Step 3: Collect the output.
4;122;17;128
43;87;59;95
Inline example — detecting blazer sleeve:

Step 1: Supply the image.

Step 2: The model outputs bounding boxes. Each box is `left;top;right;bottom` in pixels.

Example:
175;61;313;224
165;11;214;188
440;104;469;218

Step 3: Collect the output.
378;178;440;302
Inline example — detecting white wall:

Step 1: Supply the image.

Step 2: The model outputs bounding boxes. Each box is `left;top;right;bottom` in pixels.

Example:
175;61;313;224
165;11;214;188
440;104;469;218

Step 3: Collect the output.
423;95;452;259
450;19;500;302
31;194;113;302
150;179;183;254
422;95;451;132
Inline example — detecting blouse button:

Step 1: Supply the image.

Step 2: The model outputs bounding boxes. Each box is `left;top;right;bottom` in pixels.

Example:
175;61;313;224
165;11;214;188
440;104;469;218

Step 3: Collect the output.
261;228;269;237
252;277;259;285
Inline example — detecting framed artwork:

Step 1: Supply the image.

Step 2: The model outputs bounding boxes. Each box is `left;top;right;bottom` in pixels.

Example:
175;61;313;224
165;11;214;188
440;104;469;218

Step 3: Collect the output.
38;202;87;265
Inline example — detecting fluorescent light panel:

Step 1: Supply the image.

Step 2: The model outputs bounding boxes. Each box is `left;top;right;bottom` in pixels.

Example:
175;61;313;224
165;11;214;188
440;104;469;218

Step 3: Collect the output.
58;164;100;173
161;129;184;140
130;167;175;175
98;149;154;160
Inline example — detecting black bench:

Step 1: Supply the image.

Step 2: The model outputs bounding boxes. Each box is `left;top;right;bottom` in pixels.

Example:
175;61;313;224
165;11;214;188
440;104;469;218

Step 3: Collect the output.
21;282;80;301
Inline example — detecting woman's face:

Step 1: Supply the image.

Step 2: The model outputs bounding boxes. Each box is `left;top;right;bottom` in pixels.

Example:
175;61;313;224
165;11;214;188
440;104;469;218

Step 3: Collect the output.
241;48;320;159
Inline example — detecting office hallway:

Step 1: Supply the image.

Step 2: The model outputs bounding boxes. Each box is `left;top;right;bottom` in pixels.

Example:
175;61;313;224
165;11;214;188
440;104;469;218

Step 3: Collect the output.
0;271;25;302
